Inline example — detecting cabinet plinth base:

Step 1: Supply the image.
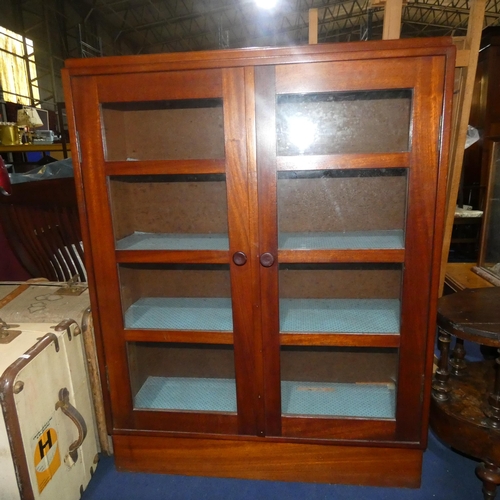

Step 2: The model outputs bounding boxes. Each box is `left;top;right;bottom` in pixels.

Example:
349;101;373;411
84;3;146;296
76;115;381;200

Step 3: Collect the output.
113;433;423;487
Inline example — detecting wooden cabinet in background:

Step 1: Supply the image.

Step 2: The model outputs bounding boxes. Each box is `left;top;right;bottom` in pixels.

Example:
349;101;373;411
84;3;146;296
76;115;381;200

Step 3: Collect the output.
62;37;455;487
462;27;500;213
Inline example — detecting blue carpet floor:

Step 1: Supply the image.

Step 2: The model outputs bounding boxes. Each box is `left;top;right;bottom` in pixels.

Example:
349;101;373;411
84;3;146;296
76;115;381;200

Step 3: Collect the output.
81;431;481;500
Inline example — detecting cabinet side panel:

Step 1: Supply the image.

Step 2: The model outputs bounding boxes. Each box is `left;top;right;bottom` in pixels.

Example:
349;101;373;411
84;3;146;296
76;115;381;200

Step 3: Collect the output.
396;56;447;442
422;48;456;445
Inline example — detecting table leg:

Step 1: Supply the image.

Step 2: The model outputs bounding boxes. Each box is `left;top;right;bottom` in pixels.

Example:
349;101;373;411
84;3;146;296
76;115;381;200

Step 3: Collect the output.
432;327;452;401
450;338;467;376
476;460;500;500
485;350;500;429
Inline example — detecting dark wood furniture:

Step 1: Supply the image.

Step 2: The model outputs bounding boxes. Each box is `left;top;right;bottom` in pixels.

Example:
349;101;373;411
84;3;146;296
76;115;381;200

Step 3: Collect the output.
0;177;85;282
62;37;455;486
0;144;70;155
444;262;494;293
476;139;500;286
461;27;500;213
431;287;500;499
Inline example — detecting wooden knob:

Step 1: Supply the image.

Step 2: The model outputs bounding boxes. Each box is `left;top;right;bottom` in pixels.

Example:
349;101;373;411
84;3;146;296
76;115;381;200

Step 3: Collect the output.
260;252;275;267
233;251;247;266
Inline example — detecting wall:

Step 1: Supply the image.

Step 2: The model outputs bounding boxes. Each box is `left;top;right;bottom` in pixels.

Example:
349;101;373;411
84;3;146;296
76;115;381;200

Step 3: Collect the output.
1;1;134;114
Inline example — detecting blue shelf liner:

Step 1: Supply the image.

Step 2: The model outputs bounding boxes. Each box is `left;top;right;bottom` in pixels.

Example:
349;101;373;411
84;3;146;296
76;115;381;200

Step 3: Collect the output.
134;376;395;418
278;229;404;250
280;298;400;333
124;297;400;333
125;297;233;330
116;230;403;251
135;376;237;412
116;232;229;250
281;380;396;418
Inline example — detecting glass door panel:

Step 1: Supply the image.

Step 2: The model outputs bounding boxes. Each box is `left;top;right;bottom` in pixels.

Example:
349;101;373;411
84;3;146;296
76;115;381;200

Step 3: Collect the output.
280;346;398;418
279;264;401;334
101;99;224;161
276;90;412;155
119;264;232;331
269;85;410;431
278;169;407;251
109;174;229;251
128;342;236;412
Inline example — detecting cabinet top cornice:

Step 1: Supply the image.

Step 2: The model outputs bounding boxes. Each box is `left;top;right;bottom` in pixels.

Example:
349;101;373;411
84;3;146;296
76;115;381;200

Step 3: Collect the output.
63;36;455;76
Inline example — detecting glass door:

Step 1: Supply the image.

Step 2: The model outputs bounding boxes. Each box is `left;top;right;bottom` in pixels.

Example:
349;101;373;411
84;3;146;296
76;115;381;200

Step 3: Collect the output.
256;56;444;441
276;88;408;437
74;68;258;435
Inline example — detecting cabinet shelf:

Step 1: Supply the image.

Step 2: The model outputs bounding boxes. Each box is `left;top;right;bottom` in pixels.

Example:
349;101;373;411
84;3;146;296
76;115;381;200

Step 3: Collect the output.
276;153;410;171
116;232;229;251
280;298;400;334
133;376;395;419
278;249;405;263
105;159;226;176
280;332;400;348
281;380;395;419
124;329;234;344
135;376;237;413
279;230;404;250
124;297;233;331
115;230;402;252
124;297;400;335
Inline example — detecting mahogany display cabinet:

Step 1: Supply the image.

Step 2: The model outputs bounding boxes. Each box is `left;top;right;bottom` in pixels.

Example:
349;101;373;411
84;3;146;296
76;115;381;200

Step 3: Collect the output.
62;37;455;487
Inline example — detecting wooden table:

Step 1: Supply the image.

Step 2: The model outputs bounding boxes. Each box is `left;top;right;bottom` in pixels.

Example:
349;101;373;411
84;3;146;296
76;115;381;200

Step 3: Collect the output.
444;262;494;293
0;143;71;160
431;287;500;499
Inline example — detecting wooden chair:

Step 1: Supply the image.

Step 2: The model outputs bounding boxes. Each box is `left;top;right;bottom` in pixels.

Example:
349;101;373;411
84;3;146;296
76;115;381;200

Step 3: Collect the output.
0;177;86;282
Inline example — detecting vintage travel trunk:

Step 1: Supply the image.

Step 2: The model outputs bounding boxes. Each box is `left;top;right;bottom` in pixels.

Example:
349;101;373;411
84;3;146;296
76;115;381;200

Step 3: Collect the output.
0;281;104;500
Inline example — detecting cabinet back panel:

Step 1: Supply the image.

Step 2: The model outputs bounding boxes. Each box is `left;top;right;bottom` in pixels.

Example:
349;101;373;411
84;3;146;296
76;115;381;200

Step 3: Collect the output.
128;342;235;399
119;265;232;311
278;176;406;232
109;178;228;241
277;91;411;156
280;347;397;384
279;266;401;299
102;103;224;161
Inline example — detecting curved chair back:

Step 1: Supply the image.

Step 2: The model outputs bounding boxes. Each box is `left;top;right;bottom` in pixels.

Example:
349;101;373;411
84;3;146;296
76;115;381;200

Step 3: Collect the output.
0;177;86;282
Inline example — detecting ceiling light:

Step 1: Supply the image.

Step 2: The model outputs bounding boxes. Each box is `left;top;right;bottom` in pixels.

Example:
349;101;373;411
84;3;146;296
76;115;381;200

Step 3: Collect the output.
255;0;278;10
